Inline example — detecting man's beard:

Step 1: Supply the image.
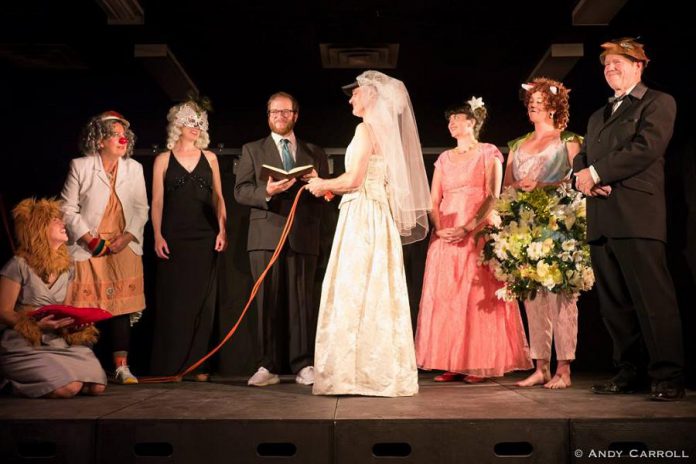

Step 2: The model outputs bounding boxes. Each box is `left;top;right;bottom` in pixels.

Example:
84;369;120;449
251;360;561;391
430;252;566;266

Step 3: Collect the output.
269;119;296;136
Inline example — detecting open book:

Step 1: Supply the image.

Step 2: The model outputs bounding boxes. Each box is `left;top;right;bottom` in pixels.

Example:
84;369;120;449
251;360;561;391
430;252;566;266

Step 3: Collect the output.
261;164;314;181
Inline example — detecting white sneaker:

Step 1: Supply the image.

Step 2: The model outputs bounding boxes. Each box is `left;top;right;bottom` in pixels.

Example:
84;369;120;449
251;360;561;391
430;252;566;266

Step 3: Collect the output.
295;366;314;385
113;365;138;384
247;367;280;387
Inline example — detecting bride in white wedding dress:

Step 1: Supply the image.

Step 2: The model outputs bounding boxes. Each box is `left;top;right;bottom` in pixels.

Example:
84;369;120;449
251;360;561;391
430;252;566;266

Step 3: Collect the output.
306;70;430;397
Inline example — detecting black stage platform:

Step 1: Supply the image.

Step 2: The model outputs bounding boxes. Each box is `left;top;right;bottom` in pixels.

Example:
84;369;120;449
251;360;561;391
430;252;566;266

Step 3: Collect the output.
1;373;694;464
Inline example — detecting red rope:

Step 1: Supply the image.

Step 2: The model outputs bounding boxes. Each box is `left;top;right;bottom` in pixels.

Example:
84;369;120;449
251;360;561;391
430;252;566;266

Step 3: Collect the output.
141;187;306;383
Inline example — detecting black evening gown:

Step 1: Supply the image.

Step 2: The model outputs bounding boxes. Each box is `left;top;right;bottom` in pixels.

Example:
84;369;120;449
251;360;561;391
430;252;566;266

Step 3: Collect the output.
150;152;219;376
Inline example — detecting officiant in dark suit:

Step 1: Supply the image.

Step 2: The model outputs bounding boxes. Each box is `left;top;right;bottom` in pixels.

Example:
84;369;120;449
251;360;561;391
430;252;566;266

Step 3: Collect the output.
234;92;328;387
573;38;685;401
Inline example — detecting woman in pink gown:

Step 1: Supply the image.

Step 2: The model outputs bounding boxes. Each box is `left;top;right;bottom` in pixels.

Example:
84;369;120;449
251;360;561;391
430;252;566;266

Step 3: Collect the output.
415;98;532;382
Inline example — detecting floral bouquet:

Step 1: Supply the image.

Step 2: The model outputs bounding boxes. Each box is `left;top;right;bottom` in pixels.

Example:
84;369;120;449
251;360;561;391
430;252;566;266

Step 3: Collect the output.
479;183;594;301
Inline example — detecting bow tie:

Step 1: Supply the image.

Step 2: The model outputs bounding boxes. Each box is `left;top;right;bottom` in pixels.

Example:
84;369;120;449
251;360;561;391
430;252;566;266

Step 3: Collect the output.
608;94;628;104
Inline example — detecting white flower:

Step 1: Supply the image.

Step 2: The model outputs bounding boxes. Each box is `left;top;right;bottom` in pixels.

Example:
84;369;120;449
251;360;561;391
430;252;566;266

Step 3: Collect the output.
519;208;535;225
467;96;485;111
527;242;544;260
561;239;577;252
557;183;573;197
581;267;595;289
495;286;515;302
493;241;509;261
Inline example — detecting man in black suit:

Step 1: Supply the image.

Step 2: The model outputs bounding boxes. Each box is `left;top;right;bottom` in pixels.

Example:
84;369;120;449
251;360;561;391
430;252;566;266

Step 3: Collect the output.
234;92;329;387
574;38;685;400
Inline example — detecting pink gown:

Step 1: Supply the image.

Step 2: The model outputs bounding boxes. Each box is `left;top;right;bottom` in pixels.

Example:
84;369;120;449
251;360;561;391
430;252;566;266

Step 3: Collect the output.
415;144;532;377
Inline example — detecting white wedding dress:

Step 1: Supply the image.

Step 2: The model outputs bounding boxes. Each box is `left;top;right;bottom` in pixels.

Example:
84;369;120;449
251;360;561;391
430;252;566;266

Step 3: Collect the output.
312;140;419;397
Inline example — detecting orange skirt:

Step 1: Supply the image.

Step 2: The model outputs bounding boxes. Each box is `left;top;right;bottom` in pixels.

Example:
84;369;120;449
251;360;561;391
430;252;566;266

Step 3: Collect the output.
67;247;145;316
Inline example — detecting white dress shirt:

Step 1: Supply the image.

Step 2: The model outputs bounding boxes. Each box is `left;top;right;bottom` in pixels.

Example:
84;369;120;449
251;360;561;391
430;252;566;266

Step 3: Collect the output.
271;131;297;163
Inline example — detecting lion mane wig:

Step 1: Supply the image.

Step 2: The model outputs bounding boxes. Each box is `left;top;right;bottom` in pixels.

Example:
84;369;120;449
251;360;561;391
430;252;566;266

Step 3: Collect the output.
12;198;71;283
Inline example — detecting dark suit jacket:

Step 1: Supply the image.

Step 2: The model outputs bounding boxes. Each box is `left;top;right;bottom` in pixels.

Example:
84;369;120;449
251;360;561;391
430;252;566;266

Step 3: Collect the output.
234;135;329;255
573;82;676;242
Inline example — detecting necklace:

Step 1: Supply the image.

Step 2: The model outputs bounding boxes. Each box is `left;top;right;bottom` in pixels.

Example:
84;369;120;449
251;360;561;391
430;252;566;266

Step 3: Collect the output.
454;141;478;154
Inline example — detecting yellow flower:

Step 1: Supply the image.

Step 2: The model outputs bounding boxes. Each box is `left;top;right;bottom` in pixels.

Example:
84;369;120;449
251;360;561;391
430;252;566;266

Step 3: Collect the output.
536;261;550;279
564;213;576;230
542;238;555;255
550;263;563;285
520;264;537;280
576;199;586;218
549;216;559;230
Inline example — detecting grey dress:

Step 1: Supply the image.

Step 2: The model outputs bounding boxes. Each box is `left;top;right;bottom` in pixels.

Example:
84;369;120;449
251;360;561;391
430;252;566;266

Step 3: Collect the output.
0;256;107;397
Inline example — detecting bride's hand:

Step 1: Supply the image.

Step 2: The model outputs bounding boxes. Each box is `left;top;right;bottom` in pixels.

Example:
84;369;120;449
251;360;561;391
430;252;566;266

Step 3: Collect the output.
305;178;328;197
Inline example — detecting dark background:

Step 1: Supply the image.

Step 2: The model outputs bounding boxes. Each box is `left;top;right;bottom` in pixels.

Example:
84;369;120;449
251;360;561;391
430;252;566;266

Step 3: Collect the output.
1;1;694;381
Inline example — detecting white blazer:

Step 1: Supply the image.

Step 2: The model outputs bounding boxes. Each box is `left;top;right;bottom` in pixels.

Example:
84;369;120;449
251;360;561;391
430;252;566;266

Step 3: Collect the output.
61;154;149;261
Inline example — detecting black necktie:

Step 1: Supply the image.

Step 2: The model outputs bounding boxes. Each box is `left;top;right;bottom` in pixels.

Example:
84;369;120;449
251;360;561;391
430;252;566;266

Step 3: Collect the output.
604;94;626;121
608;94;627;114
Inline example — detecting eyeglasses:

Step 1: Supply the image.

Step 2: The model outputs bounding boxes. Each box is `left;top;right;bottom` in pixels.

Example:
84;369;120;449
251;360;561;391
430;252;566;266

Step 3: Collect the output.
267;109;296;117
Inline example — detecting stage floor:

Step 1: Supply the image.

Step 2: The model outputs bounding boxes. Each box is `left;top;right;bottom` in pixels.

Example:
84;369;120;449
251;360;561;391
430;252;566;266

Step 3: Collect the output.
2;372;695;463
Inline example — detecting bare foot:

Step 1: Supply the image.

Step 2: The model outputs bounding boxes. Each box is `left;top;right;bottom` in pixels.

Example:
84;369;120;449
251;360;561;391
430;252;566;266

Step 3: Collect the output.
515;370;551;387
463;375;486;384
544;373;571;389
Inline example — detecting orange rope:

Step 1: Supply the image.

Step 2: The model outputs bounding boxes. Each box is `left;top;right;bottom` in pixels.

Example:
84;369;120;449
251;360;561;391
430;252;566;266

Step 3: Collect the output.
141;187;306;383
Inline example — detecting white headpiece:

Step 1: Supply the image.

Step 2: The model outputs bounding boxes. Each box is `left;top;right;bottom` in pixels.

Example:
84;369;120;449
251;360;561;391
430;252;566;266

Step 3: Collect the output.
467;96;485;111
172;103;209;131
355;70;431;244
521;83;558;95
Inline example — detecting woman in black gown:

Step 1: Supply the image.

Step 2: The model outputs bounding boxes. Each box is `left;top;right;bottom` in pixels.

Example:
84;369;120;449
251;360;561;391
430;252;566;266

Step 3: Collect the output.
150;100;227;379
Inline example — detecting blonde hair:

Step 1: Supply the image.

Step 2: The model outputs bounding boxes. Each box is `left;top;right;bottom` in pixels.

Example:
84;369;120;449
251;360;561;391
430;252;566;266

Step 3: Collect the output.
12;198;71;282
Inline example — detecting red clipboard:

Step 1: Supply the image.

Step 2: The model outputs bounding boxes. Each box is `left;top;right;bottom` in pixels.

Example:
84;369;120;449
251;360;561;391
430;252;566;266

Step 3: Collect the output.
30;304;113;326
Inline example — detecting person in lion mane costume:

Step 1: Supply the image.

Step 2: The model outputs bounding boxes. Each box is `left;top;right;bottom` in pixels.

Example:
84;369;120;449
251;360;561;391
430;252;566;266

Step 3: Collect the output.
11;198;99;346
1;197;107;398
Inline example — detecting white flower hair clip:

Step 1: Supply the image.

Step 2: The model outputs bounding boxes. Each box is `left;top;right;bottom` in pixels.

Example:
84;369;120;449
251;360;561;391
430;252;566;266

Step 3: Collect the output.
467;96;485;111
549;85;559;95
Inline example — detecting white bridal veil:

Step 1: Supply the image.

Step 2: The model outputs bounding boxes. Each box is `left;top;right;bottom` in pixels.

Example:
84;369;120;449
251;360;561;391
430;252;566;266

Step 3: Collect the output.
355;70;431;244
